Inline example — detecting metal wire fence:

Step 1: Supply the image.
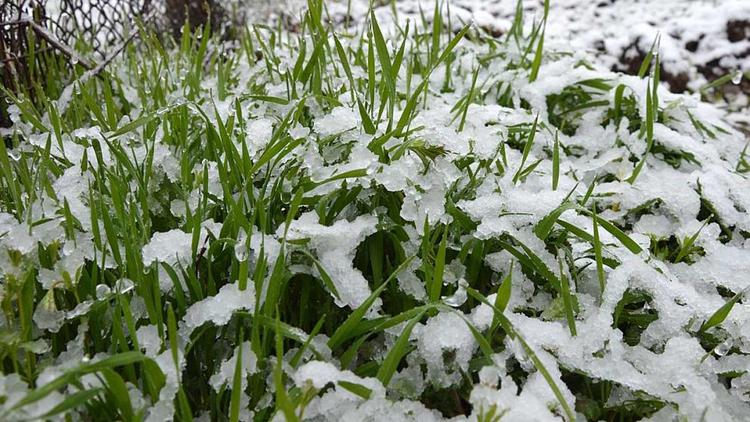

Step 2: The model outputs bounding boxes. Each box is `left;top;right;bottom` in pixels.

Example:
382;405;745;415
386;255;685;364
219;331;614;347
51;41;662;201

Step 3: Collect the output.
0;0;235;126
1;0;153;55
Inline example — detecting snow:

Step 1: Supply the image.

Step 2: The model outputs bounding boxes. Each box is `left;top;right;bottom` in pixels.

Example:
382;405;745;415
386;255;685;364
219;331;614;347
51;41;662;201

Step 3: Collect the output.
3;0;750;420
181;282;256;335
416;312;477;388
294;360;383;393
142;229;195;267
292;361;445;421
209;341;258;391
283;212;379;309
313;106;360;137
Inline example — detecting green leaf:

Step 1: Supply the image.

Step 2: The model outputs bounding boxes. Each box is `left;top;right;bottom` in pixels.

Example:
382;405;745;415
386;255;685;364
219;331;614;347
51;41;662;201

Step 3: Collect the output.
558;258;577;336
700;289;746;333
241;94;290;105
430;0;443;65
101;368;134;421
587;211;643;254
494;263;513;316
284;187;305;239
674;218;709;263
529;25;546;82
430;226;449;302
274;315;299;422
592;208;606;298
338;380;373;399
465;287;575;421
37;388;103;419
109;105;175;138
328;256;416;350
637;35;660;79
498;234;561;292
229;338;244;422
333;33;354;86
376;310;425;386
300;250;341;300
552;131;560;190
535;201;576;240
358;98;376;135
455;311;494;359
557;219;594;242
628;79;655;184
513;116;539;184
7;352;147;414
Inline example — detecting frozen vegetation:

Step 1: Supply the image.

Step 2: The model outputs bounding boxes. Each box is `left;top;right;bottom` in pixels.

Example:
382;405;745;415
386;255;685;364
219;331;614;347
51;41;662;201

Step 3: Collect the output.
0;0;749;420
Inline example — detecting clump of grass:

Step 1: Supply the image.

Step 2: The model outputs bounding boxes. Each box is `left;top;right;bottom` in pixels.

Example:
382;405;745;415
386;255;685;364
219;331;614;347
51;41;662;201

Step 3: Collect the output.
0;0;748;421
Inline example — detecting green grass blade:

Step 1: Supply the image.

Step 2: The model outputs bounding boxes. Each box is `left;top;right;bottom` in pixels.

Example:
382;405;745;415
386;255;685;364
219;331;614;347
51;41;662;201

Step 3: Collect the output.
585;211;643;254
700;289;746;333
101;368;134;421
376;310;426;386
558;258;577;336
552;131;560;190
338;380;373;400
465;287;575;421
430;225;449;302
494;262;513;316
37;389;103;419
328;255;416;350
229;338;244;422
7;352;148;414
513;116;539;184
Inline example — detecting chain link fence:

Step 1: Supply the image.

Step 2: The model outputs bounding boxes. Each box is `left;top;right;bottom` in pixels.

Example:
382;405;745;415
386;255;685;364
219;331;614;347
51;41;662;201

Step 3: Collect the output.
1;0;241;126
2;0;152;58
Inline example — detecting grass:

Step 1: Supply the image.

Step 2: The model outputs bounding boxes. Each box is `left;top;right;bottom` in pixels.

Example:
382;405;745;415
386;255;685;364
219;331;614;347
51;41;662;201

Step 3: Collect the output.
0;0;748;421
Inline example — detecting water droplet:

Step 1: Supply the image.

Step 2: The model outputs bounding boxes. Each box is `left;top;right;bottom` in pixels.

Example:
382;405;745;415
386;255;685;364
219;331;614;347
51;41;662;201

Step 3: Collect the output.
442;279;467;308
95;284;111;299
715;338;734;357
732;71;743;85
115;278;135;294
235;245;248;261
81;356;90;363
687;318;702;332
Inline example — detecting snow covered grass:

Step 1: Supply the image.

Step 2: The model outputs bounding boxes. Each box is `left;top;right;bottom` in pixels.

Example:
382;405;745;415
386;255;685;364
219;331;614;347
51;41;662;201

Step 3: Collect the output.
1;0;750;420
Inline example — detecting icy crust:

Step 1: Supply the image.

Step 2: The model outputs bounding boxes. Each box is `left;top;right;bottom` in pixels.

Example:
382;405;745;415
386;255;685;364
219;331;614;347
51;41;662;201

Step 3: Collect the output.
3;6;750;422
